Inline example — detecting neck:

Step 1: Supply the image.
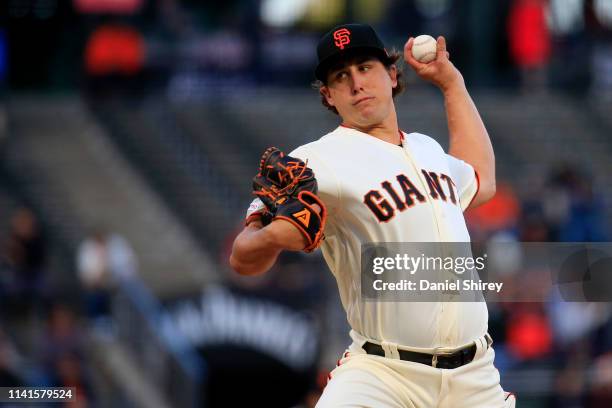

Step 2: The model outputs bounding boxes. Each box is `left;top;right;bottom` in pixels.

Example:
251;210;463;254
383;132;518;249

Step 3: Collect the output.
342;107;401;145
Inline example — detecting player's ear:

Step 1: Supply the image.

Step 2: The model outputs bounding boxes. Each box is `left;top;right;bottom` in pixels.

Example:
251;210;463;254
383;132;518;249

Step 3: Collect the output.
320;85;335;107
388;65;398;89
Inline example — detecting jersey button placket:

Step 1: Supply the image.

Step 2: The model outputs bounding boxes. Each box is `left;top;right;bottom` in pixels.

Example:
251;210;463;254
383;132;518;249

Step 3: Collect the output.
400;140;444;241
401;137;449;343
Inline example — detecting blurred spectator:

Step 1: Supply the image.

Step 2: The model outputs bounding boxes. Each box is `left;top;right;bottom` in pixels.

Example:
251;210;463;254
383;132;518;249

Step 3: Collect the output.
542;170;572;241
4;207;48;306
560;183;607;242
77;230;137;318
589;352;612;407
40;303;84;368
484;231;523;278
549;295;611;347
546;164;607;241
553;341;590;407
37;303;93;405
84;24;144;77
506;304;553;360
52;352;93;408
588;0;612;100
589;41;612;100
515;162;607;243
507;0;551;92
519;202;552;241
0;329;21;387
84;23;146;95
592;312;612;358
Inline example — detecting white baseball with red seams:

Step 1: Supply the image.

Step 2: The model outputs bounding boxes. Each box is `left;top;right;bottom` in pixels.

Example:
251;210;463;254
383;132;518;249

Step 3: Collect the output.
412;34;438;63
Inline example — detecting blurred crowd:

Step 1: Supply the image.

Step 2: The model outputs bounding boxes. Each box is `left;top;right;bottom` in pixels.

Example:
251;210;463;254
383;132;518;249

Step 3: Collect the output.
2;0;612;97
0;201;140;406
0;207;91;406
466;164;612;407
468;163;608;242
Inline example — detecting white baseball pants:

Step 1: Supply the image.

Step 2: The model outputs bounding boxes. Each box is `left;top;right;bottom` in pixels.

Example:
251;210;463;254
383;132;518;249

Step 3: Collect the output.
316;336;513;408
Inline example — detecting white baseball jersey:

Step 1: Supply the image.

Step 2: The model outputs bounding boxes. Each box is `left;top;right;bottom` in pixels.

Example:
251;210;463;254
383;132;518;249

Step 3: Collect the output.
251;125;487;349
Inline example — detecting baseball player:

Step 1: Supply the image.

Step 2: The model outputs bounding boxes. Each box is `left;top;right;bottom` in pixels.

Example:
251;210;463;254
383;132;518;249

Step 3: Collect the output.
230;23;515;407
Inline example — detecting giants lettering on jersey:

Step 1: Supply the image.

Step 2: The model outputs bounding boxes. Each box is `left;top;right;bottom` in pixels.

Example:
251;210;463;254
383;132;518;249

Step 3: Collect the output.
363;170;458;222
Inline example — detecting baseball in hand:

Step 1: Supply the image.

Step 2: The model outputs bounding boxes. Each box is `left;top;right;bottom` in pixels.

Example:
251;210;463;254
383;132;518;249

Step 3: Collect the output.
411;35;437;63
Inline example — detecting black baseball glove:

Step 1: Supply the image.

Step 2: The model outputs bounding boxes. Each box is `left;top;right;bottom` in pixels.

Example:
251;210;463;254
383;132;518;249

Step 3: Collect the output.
250;147;326;252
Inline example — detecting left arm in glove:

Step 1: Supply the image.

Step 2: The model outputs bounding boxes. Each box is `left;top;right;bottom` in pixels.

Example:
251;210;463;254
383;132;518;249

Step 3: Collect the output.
244;191;326;253
273;190;326;253
252;147;317;212
231;203;321;275
231;148;327;274
250;147;327;252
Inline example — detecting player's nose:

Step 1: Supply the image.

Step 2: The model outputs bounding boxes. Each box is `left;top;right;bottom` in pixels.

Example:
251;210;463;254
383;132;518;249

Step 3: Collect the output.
349;73;366;94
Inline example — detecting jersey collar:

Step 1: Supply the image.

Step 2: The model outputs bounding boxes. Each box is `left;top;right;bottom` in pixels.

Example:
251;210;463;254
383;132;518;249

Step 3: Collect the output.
339;123;405;145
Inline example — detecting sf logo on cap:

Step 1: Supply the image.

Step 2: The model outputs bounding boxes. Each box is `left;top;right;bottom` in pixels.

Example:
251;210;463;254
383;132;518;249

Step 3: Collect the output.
333;28;351;50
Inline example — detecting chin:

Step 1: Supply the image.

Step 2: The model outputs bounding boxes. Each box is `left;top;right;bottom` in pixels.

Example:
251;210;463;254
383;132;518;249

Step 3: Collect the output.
356;112;383;126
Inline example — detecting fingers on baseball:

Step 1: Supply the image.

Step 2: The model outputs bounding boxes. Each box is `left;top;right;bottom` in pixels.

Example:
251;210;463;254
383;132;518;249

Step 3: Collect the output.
404;37;428;70
436;36;448;59
403;37;414;62
404;37;413;52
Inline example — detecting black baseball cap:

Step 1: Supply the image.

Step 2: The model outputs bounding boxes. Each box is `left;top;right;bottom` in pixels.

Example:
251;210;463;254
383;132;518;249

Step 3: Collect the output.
315;23;390;82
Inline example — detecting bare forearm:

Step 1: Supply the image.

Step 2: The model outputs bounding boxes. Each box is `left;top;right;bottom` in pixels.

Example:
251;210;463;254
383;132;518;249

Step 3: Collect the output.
229;220;307;276
443;79;496;204
230;223;281;275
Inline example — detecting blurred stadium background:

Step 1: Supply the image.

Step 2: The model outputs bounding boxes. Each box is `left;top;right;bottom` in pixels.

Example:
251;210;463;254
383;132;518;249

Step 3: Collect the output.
0;0;611;407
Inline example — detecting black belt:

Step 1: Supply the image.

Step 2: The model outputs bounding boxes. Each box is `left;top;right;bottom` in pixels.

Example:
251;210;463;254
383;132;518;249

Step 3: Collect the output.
362;334;492;369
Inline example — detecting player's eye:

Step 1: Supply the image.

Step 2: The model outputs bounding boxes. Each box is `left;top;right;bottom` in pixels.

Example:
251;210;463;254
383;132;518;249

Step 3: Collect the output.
359;64;371;72
335;71;348;81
